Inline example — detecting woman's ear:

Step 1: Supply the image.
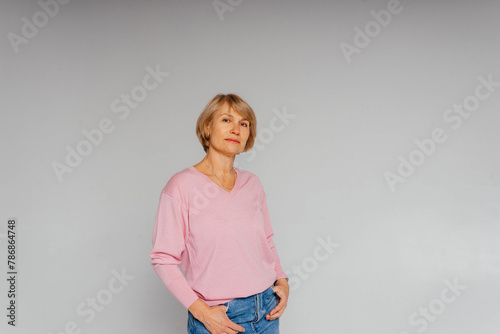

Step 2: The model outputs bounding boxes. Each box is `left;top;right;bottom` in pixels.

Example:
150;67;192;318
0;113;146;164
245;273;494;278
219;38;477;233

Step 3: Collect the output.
205;122;211;138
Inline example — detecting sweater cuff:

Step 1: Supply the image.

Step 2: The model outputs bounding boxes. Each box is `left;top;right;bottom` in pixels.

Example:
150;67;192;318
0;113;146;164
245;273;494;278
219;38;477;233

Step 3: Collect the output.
153;264;199;309
274;277;289;285
275;267;288;280
275;272;288;281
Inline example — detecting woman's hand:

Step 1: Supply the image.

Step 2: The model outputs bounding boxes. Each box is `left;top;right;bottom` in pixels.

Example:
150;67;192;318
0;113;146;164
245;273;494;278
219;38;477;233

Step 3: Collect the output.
266;278;289;320
202;305;246;334
189;299;245;334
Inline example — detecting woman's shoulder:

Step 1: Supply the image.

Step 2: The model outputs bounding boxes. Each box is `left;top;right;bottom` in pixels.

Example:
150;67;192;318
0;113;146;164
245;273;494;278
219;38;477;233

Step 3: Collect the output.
170;166;197;182
160;166;197;198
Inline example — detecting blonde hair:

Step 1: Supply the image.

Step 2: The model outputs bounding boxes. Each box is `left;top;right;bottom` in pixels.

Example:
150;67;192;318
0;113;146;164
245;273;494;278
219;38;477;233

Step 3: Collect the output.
196;93;257;153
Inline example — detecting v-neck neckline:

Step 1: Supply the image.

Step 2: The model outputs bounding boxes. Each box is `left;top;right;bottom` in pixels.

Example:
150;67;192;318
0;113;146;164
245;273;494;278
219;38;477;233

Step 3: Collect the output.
190;166;240;195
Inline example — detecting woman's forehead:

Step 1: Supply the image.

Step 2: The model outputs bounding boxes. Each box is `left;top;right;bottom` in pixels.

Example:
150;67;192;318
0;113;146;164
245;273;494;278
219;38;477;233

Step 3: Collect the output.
216;103;243;118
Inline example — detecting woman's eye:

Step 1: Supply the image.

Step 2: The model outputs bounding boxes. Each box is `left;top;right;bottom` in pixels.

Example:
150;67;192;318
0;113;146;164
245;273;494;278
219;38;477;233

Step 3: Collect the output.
222;118;248;127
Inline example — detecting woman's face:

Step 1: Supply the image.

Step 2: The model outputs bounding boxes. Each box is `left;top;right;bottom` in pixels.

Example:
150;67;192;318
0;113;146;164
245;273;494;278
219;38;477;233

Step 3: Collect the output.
206;103;250;157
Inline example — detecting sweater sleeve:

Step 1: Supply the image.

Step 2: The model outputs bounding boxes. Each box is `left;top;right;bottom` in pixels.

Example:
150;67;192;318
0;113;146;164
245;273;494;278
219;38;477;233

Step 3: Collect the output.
149;191;199;309
261;187;288;281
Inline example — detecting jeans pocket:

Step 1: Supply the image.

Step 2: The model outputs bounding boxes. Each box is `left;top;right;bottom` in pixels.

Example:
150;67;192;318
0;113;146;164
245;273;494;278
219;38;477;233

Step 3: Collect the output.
267;285;277;299
265;287;278;310
224;300;231;313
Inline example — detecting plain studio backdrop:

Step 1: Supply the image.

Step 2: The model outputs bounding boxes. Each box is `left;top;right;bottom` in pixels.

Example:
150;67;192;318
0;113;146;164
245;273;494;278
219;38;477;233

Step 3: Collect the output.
1;0;499;333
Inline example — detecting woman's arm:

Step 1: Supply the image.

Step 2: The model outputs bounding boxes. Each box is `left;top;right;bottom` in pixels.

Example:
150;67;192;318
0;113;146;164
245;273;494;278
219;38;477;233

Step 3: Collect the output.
150;191;199;308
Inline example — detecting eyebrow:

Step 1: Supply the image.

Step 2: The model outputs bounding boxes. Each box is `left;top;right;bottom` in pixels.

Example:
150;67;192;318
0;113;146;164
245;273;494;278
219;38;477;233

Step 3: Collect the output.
219;113;249;122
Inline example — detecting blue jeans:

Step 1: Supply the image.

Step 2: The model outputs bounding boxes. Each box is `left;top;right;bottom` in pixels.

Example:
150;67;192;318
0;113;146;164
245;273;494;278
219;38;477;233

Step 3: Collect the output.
187;285;279;333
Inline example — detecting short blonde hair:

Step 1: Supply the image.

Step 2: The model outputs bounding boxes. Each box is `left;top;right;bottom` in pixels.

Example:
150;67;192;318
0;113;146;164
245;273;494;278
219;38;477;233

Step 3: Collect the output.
196;93;257;153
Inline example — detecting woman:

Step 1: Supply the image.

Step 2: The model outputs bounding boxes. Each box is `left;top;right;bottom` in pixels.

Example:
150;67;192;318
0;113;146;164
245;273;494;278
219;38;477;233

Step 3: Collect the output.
150;93;289;334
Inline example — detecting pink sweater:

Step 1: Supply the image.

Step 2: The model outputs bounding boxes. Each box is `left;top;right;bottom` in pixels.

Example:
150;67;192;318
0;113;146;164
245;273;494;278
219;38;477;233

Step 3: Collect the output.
150;166;288;309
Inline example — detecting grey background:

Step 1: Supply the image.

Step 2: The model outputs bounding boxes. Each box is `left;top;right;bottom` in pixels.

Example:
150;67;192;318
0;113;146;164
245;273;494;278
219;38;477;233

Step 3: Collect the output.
1;0;499;333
